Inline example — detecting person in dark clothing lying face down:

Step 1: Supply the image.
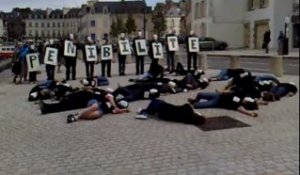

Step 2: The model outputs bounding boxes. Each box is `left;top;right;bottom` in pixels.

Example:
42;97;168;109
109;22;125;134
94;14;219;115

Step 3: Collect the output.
135;99;206;125
188;91;260;118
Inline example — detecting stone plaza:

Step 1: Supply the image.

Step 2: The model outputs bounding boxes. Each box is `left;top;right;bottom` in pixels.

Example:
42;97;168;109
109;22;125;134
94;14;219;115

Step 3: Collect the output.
0;61;299;175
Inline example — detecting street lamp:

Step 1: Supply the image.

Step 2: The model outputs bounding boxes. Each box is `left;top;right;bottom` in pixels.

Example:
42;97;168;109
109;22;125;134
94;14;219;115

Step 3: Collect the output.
283;16;291;55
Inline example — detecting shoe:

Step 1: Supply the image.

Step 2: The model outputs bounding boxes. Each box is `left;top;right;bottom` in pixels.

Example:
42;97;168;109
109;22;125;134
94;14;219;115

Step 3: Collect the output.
137;108;144;114
67;114;77;123
135;114;148;120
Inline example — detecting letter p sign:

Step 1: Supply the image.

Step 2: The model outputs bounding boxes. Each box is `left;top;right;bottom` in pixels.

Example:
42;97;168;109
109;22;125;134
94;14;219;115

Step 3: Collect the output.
26;53;40;72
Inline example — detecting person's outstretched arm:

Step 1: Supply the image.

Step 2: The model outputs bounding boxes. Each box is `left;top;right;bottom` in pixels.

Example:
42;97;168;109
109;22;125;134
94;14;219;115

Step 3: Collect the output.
237;106;258;117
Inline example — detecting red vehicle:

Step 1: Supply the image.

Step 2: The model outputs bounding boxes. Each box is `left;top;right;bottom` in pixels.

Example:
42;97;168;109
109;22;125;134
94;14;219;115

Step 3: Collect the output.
0;45;15;59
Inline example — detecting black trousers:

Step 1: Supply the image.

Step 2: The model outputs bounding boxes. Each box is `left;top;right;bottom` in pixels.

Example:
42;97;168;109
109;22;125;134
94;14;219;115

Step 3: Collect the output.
118;54;127;75
187;52;198;71
135;56;145;75
41;91;96;114
85;62;95;79
46;65;55;80
65;58;77;80
29;72;37;82
101;60;111;77
166;51;175;72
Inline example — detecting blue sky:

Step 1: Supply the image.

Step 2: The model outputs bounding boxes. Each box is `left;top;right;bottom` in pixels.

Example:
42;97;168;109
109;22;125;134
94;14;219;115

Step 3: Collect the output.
0;0;170;12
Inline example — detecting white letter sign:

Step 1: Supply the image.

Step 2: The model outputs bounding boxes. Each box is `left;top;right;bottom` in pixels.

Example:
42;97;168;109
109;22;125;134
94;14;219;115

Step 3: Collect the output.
85;45;98;62
26;53;40;72
101;45;113;61
44;47;58;66
152;43;164;59
118;40;131;55
167;36;179;51
64;40;77;57
135;39;148;56
188;37;199;52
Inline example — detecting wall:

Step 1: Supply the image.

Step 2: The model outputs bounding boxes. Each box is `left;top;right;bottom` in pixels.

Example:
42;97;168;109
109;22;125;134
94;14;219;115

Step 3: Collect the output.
0;18;4;38
208;23;244;48
166;16;181;34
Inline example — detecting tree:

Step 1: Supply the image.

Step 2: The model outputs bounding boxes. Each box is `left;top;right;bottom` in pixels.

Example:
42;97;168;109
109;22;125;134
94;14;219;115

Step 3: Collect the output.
110;20;118;38
116;17;127;34
126;14;137;35
152;3;167;37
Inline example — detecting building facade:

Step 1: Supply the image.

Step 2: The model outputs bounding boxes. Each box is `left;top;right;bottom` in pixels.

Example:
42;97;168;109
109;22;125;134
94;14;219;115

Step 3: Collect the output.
191;0;296;49
0;17;4;39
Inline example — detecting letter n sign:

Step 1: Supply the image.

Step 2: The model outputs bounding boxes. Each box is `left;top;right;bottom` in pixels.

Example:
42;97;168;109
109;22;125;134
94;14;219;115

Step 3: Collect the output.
135;39;148;56
64;40;76;57
152;43;163;59
26;53;40;72
44;47;58;66
101;45;113;61
118;40;131;55
188;37;199;52
85;45;98;62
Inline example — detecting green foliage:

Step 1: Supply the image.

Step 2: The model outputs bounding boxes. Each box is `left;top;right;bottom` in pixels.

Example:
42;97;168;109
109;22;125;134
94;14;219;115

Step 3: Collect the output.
126;14;137;34
152;3;167;37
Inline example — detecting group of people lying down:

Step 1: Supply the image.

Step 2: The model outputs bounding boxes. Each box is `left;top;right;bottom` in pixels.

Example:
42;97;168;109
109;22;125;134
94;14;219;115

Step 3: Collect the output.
28;65;298;126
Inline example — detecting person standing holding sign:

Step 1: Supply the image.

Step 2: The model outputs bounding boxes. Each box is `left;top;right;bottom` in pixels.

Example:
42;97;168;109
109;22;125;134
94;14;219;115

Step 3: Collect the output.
117;33;131;76
82;36;97;79
148;34;165;78
133;31;147;75
26;44;40;83
64;33;78;80
165;29;179;73
186;30;199;71
101;36;112;77
44;39;58;80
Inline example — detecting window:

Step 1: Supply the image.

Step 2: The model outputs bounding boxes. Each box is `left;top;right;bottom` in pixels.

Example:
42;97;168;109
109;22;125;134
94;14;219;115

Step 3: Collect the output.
172;19;175;27
29;22;32;27
58;22;60;27
91;20;96;27
194;2;200;19
41;22;44;27
248;0;254;10
53;22;55;27
47;22;50;27
260;0;268;8
35;30;39;37
103;6;108;14
200;0;206;18
35;22;38;27
53;31;56;38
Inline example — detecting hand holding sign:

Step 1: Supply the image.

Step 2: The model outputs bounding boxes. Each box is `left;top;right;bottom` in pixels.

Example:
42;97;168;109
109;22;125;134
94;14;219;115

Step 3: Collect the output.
101;45;113;61
152;43;164;59
85;45;98;62
135;39;148;56
188;37;199;53
167;36;179;51
64;40;77;57
44;47;58;66
119;40;131;55
26;53;40;72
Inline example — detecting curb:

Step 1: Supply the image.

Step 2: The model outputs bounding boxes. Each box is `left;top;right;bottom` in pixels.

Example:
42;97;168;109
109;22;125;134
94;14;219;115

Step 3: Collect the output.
0;59;13;73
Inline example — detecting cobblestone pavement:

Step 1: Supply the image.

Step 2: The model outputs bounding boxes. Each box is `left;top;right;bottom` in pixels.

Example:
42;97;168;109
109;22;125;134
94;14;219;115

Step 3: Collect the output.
0;61;299;175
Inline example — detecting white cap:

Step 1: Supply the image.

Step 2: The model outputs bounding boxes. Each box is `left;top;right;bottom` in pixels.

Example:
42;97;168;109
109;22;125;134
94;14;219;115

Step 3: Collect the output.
244;97;255;103
106;88;114;93
118;100;129;108
150;89;158;94
168;81;176;88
